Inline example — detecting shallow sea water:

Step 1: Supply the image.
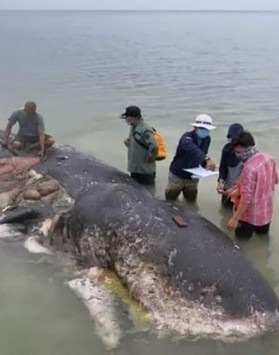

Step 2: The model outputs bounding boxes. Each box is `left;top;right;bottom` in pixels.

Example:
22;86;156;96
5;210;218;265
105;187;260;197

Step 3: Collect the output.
0;10;278;355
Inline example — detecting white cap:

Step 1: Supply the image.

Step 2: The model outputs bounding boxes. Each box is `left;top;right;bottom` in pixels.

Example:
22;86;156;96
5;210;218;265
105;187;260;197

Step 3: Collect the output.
191;114;216;130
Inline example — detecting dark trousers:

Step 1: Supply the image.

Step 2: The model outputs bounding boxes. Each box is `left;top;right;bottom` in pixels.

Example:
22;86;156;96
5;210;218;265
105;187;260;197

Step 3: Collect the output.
15;133;52;144
131;172;155;185
235;221;271;239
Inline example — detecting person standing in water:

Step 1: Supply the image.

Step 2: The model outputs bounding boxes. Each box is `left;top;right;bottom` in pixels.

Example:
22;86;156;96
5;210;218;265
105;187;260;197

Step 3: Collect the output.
227;131;278;239
165;114;216;202
217;123;244;207
120;105;157;185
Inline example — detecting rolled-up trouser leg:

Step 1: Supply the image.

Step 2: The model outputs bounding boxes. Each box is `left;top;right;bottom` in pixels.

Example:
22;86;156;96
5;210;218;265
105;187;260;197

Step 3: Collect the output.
182;179;199;202
165;172;184;200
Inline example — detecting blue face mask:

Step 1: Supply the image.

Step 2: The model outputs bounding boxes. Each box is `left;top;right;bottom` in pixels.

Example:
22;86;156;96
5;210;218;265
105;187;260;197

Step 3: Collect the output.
196;128;210;139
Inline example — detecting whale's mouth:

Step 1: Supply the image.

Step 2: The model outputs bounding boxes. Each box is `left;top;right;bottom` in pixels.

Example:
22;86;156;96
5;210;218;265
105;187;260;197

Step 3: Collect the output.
0;155;74;231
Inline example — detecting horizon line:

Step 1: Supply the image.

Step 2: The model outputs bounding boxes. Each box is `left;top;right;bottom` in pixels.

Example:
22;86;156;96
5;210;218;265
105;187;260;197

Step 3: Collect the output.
0;9;279;12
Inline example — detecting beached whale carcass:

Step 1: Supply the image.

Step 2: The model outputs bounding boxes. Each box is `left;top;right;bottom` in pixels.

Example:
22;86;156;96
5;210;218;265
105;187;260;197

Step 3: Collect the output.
0;140;278;343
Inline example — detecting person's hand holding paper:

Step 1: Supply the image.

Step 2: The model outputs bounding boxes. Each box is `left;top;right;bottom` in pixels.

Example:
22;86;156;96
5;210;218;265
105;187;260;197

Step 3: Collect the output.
205;159;216;171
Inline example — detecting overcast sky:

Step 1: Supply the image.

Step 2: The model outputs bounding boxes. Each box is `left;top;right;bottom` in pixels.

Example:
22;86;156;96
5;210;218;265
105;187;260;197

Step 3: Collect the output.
0;0;278;10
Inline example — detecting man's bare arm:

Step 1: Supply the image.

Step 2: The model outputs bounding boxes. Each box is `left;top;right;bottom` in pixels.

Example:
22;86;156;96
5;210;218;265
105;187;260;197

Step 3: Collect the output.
38;132;45;157
2;122;13;145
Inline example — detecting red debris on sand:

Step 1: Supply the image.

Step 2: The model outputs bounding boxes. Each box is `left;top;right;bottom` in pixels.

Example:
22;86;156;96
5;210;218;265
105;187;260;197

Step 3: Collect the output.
0;157;40;198
0;157;40;177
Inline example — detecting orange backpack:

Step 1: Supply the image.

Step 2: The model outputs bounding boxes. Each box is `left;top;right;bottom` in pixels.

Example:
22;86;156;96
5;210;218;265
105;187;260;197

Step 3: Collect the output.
153;129;167;161
133;127;167;161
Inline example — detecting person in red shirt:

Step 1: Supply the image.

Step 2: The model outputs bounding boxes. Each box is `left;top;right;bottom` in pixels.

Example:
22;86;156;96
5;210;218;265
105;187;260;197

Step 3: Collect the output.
227;131;278;239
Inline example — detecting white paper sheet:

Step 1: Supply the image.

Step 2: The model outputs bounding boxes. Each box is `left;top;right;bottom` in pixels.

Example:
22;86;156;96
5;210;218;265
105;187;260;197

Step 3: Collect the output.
183;166;219;178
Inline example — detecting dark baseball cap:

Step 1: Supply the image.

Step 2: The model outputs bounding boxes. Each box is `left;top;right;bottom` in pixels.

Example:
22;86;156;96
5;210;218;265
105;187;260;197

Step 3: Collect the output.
227;123;244;139
120;106;142;118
